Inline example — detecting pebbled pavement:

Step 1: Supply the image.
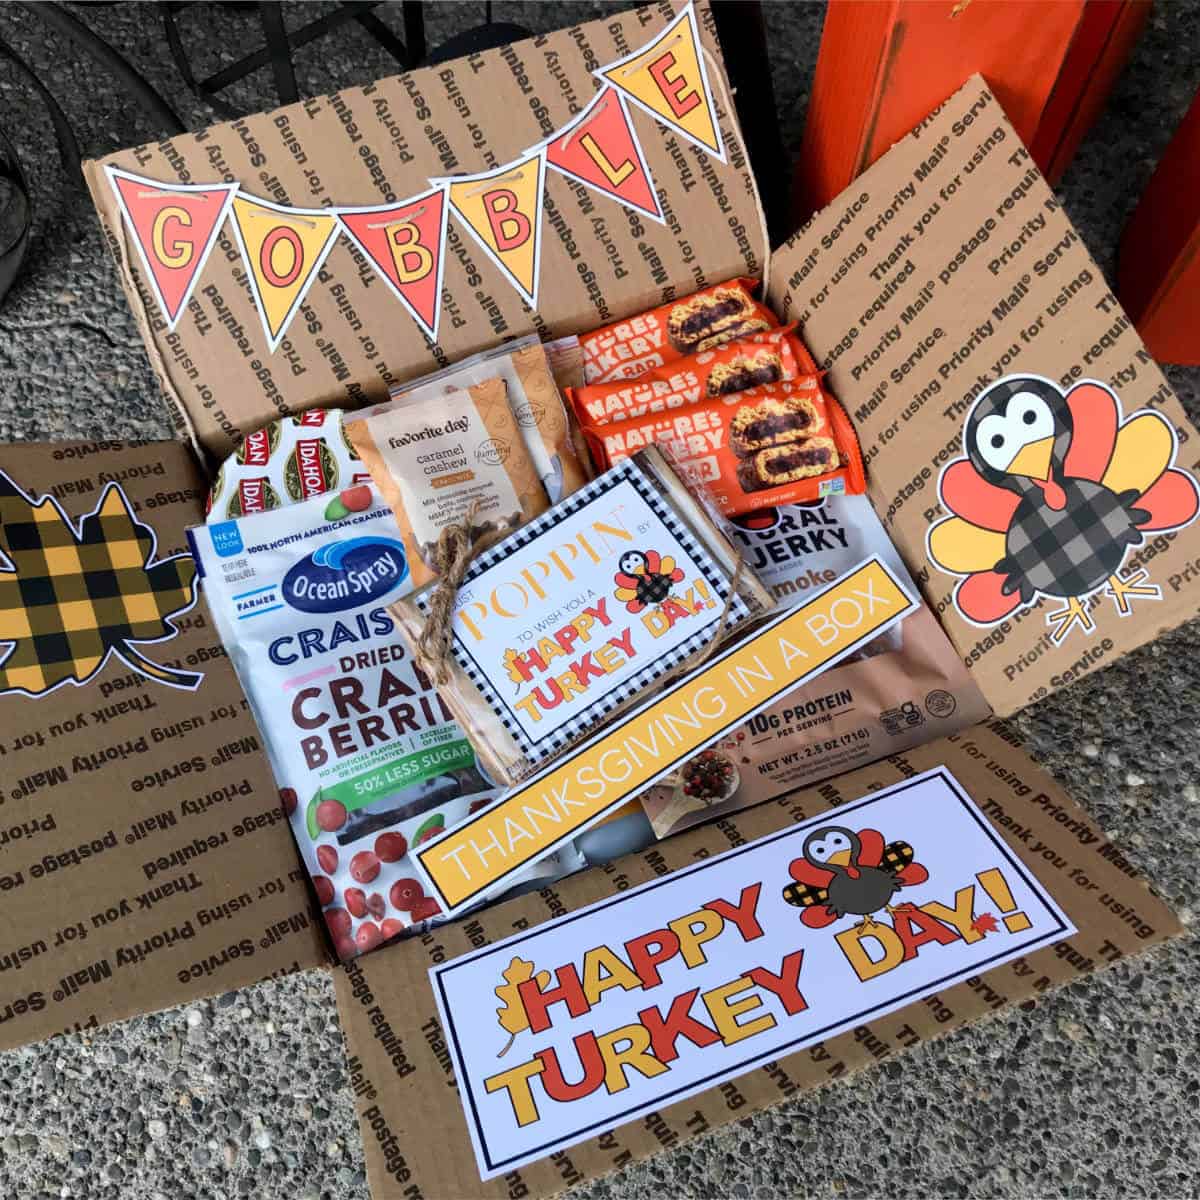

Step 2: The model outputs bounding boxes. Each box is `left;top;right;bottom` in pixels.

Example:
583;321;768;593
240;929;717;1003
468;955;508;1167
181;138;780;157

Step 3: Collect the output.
0;3;1197;1199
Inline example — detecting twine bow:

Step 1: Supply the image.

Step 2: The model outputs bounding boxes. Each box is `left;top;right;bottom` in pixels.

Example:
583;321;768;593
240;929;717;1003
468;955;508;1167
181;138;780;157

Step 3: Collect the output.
415;504;507;683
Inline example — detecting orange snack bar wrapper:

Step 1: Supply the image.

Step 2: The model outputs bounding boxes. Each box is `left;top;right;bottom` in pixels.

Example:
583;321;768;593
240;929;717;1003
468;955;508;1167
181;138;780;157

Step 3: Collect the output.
568;326;817;426
580;276;779;383
579;377;866;514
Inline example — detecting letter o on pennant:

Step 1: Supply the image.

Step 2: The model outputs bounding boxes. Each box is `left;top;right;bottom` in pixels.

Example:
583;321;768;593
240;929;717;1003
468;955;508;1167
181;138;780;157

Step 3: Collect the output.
260;226;304;288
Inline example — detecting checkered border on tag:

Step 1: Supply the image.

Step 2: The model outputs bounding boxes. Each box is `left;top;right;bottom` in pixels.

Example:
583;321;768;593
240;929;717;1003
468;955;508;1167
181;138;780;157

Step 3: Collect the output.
419;458;748;761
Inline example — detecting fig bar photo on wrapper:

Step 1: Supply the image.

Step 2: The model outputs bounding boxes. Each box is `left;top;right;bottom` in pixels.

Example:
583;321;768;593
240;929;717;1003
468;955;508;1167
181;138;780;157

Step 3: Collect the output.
568;325;818;425
189;486;504;960
579;376;866;514
391;447;776;786
388;335;588;503
581;276;779;383
345;377;549;588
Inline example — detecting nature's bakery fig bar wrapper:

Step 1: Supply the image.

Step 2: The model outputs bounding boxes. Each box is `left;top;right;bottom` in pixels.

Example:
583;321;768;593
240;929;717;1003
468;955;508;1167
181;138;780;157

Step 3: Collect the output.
580;277;779;383
0;441;325;1051
82;3;766;460
769;76;1200;714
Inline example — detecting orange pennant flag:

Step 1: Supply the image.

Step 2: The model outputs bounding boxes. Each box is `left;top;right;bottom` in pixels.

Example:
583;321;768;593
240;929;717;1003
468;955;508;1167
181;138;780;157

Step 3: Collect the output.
443;151;546;308
596;3;725;162
105;167;237;330
540;86;664;223
228;194;340;353
335;188;448;342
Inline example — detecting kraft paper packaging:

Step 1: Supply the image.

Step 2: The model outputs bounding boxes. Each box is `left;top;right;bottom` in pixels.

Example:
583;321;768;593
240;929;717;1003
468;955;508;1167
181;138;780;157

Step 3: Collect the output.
766;79;1200;715
391;448;776;786
83;4;766;461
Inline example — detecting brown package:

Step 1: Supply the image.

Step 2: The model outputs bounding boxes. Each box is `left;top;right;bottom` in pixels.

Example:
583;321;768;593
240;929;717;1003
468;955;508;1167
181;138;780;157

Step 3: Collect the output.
345;378;548;588
81;4;765;462
388;338;588;504
641;605;991;836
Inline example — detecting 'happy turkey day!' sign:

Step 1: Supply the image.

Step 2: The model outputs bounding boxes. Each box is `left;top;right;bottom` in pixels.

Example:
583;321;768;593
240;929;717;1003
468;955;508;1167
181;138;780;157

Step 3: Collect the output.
431;769;1074;1180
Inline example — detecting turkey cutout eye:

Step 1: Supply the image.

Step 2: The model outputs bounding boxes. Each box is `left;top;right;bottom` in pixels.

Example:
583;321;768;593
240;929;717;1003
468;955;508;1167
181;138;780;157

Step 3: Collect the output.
808;831;851;862
975;392;1055;472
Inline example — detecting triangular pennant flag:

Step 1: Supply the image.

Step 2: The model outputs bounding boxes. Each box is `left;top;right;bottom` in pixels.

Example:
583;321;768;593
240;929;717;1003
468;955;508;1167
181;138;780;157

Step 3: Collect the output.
596;3;725;162
227;193;340;353
335;188;449;342
443;151;546;308
540;86;664;223
105;167;237;330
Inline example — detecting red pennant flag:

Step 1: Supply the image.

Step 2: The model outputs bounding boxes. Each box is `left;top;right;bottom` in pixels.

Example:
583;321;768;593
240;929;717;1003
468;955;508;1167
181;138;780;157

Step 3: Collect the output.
335;188;449;341
105;167;237;329
542;87;664;223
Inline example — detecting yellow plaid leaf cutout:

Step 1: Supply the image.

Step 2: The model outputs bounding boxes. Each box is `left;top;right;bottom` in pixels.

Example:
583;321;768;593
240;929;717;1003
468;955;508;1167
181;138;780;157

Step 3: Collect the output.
0;473;201;696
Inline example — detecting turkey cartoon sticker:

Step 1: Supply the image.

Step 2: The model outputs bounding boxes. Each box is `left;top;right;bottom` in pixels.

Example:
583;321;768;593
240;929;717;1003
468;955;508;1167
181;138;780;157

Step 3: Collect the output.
612;549;686;613
782;825;930;930
928;375;1200;644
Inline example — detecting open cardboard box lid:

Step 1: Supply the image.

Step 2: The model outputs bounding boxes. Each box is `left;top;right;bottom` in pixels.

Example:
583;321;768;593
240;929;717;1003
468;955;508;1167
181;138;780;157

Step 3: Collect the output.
0;3;1194;1195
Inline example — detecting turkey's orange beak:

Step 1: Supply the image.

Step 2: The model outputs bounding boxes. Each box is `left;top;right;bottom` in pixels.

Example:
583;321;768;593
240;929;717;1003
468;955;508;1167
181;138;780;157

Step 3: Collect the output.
827;849;852;868
1006;436;1054;481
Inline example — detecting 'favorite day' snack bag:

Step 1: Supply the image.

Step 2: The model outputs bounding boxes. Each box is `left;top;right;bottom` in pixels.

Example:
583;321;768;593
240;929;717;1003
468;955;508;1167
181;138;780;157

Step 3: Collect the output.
389;337;588;503
190;485;505;959
345;378;548;587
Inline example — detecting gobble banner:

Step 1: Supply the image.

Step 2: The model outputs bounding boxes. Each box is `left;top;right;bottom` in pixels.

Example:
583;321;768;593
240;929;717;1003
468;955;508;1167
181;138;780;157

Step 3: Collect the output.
103;3;720;344
431;768;1074;1180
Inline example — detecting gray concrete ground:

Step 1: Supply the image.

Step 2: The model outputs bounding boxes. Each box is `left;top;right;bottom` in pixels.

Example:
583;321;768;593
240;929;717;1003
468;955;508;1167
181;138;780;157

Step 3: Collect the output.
1;2;1199;1198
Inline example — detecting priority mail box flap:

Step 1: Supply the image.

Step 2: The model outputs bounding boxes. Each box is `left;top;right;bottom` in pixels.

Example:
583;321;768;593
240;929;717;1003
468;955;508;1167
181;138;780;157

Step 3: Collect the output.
83;1;766;463
0;442;325;1052
766;77;1200;717
333;721;1181;1200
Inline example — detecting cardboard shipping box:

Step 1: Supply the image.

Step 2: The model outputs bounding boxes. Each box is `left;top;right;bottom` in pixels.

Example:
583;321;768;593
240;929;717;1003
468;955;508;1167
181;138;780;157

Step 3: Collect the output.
0;4;1195;1197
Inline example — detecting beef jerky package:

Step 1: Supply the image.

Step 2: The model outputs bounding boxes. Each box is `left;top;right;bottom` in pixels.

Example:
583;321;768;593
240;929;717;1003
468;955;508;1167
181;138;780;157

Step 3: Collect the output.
189;486;580;959
580;376;867;514
567;326;818;426
344;378;548;588
391;447;776;786
639;494;992;837
387;336;588;503
580;276;779;383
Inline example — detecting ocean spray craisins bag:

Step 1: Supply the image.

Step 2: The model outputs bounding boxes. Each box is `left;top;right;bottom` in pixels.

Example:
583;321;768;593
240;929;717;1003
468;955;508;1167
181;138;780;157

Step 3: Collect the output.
189;485;509;959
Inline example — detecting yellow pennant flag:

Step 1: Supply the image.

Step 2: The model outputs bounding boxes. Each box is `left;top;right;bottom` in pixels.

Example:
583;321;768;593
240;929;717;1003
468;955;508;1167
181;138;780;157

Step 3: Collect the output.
228;194;340;352
596;2;725;162
444;150;546;308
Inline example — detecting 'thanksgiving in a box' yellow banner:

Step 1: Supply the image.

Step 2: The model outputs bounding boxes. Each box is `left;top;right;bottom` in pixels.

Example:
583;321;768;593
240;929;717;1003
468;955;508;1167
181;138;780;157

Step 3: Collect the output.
415;558;917;911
